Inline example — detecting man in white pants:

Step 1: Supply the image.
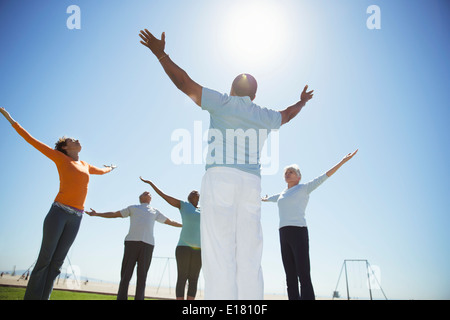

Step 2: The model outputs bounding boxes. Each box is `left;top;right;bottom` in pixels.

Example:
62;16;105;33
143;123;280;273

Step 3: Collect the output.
139;29;314;299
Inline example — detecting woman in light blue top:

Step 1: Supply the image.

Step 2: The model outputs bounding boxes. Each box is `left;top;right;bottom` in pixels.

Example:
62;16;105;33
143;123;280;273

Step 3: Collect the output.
263;150;358;300
140;177;201;300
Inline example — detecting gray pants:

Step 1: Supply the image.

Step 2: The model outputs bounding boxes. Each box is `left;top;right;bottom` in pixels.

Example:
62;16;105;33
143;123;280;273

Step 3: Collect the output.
117;241;154;300
24;204;82;300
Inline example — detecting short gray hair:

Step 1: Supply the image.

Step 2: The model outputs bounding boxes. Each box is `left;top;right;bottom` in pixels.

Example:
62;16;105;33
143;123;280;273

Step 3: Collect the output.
284;164;301;177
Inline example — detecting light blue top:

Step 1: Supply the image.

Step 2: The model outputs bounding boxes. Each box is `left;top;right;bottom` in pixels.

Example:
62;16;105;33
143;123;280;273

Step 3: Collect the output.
201;87;282;177
266;173;329;228
178;201;201;249
120;204;167;245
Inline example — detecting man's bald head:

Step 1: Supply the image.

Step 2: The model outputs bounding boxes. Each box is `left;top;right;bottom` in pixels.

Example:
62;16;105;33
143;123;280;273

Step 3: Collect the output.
230;73;257;101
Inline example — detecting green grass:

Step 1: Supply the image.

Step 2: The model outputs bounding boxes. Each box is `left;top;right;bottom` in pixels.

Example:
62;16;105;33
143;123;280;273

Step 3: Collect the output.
0;286;152;300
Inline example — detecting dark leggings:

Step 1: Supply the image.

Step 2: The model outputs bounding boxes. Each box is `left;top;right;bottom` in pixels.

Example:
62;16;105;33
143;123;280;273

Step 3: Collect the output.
279;226;315;300
175;245;202;298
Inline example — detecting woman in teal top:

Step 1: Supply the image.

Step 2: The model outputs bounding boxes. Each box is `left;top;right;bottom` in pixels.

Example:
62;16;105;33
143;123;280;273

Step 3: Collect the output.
140;177;201;300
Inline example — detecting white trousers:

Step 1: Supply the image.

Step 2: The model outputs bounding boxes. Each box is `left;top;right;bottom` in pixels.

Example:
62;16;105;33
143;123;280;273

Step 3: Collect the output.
200;167;264;300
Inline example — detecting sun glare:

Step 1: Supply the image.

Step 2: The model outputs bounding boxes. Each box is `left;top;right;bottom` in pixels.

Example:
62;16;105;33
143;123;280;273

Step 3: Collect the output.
221;1;290;68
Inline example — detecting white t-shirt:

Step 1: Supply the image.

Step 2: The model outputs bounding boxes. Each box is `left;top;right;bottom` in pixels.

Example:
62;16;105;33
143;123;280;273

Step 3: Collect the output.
120;203;168;245
266;174;328;228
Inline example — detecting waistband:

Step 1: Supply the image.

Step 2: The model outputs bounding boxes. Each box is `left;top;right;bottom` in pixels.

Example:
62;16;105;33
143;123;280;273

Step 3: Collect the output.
204;166;262;181
53;202;84;217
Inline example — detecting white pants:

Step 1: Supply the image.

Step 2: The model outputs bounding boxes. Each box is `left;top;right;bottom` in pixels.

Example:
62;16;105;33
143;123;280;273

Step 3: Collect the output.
200;167;264;300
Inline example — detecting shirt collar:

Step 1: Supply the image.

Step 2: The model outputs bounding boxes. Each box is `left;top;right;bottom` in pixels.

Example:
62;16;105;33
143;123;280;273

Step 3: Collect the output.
242;96;252;104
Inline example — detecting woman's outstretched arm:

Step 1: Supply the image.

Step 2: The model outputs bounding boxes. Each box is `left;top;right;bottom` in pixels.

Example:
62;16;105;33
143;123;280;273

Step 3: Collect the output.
140;176;181;209
1;107;61;160
326;149;359;177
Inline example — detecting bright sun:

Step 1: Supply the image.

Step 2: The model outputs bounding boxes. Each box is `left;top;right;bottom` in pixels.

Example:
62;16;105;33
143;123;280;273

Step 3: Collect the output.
221;1;290;67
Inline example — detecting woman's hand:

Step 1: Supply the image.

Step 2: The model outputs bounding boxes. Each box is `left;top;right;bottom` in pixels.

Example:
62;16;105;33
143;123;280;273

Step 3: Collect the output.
341;149;358;164
326;149;359;177
140;176;151;184
0;107;15;125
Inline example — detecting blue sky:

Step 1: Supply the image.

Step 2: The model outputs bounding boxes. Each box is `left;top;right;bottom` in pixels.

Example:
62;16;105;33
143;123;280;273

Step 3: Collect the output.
0;0;449;299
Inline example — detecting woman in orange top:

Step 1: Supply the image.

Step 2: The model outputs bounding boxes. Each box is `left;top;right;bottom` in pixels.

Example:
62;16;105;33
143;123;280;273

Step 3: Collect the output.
1;107;116;300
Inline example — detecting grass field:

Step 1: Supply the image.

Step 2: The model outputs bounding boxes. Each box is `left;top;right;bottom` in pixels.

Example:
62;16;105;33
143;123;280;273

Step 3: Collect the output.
0;286;151;300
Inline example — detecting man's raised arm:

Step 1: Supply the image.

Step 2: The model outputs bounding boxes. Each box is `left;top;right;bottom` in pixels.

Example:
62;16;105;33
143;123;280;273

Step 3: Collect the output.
139;29;203;107
280;85;314;125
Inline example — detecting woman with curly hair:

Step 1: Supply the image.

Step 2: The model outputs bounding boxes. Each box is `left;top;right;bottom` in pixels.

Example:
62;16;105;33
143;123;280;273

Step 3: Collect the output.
140;177;201;300
0;107;116;300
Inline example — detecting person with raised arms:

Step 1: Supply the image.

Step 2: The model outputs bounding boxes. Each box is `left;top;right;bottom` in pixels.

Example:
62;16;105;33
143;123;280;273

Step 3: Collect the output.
0;107;116;300
138;29;314;300
140;177;201;300
86;189;181;300
262;150;358;300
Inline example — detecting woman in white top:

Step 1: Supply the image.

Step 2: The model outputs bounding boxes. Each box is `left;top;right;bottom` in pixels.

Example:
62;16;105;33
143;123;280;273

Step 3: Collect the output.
263;149;358;300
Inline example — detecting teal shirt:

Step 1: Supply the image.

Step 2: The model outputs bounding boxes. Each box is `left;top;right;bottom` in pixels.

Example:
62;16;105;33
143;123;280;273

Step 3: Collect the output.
201;87;282;177
178;201;201;249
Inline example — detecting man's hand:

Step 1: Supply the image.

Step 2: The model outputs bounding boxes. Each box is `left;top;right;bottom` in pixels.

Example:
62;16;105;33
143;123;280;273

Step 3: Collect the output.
138;28;203;106
139;29;166;59
85;208;97;216
300;85;314;103
280;85;314;125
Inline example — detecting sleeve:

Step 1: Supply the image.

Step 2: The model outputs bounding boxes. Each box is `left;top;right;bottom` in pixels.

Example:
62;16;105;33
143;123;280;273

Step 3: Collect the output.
257;106;282;130
179;201;187;215
12;122;63;162
304;173;329;194
179;200;192;215
88;164;111;175
120;206;132;218
265;194;280;202
201;87;230;114
154;208;168;223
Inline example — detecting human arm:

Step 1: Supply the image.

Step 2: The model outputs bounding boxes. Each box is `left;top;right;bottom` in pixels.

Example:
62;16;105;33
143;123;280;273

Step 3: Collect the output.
261;194;280;202
85;208;122;218
164;218;182;228
303;150;358;193
279;85;314;125
140;176;181;209
139;29;203;107
155;208;182;227
0;107;15;125
88;164;116;175
1;107;61;160
326;149;358;177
